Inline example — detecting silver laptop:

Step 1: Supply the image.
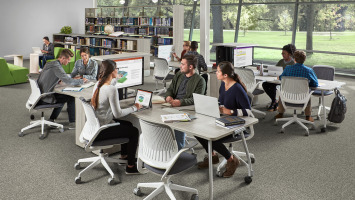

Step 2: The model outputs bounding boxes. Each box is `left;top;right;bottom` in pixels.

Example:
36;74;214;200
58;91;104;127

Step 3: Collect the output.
267;65;283;77
32;47;43;56
193;93;220;118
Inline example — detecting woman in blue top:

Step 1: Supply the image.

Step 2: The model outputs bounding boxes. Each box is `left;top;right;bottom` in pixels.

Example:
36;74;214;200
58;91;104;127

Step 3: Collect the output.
71;47;98;80
195;61;252;178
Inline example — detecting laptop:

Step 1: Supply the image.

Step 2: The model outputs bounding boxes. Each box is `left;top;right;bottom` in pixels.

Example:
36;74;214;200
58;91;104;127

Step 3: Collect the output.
32;47;43;56
134;89;153;111
267;65;283;77
193;93;220;118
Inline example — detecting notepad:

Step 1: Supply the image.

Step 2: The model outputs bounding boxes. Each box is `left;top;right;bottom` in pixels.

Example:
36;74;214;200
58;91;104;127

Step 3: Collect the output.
62;87;83;92
161;113;191;123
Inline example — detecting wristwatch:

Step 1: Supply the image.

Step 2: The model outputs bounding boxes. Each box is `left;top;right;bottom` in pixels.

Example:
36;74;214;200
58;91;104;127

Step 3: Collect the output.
230;110;234;114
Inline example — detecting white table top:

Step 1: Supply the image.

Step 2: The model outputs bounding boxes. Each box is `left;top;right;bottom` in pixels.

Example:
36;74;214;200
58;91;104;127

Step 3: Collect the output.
211;43;258;48
91;52;150;61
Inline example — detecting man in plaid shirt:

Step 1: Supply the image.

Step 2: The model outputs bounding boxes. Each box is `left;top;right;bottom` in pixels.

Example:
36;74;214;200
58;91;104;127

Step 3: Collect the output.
275;50;318;122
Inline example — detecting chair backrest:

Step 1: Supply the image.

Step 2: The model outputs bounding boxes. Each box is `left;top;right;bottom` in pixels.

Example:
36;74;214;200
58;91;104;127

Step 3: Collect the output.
312;65;335;81
280;76;310;104
138;119;178;169
0;57;15;86
79;97;101;145
26;79;42;109
53;47;63;59
234;68;257;93
153;58;170;78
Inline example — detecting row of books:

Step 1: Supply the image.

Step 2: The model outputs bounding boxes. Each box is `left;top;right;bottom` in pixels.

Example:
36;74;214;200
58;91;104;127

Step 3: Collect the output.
157;38;173;45
85;17;173;26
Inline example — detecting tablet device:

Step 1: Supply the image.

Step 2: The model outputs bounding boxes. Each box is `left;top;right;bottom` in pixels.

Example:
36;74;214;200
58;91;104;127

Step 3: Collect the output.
135;89;153;109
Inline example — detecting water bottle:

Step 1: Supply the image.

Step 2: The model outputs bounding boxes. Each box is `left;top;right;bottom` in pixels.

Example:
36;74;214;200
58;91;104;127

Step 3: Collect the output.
260;62;264;76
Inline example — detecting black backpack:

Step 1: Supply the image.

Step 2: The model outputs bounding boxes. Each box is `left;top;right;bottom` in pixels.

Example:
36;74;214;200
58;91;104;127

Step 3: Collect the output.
328;89;347;123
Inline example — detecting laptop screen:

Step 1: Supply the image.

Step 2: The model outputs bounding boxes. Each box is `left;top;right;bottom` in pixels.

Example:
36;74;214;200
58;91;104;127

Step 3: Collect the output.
193;93;220;118
135;89;153;108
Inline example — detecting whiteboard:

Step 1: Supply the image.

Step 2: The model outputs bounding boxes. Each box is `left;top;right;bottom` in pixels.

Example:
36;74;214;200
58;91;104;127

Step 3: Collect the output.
158;45;174;62
234;47;253;67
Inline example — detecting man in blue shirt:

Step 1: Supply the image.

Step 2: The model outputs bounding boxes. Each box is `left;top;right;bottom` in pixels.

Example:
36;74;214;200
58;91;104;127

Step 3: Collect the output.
275;50;318;122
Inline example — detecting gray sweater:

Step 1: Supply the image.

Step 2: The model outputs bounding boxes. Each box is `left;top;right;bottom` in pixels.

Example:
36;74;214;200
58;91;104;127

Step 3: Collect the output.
37;60;83;103
43;43;54;56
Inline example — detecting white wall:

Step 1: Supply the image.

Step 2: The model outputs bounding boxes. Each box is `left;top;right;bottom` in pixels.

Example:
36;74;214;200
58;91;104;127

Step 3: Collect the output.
0;0;93;59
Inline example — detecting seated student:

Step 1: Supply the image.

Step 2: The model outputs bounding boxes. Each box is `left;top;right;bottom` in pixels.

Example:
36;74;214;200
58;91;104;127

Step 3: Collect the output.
274;50;318;122
184;41;208;74
39;36;54;69
165;54;206;150
71;47;98;80
195;61;252;178
262;44;296;111
91;60;143;174
37;49;87;129
172;41;190;62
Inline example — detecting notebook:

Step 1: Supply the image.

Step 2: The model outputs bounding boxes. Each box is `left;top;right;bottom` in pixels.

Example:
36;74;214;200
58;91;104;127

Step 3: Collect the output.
193;93;220;118
32;47;43;56
134;89;153;110
215;115;245;127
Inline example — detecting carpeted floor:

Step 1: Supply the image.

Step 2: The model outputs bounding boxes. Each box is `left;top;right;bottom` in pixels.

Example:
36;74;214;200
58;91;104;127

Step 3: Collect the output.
0;60;354;200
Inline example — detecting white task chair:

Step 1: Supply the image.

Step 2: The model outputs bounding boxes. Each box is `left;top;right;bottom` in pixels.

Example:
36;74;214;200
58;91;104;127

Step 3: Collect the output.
133;119;198;200
234;68;266;118
216;126;255;184
20;78;64;139
312;65;335;120
74;97;128;185
153;58;175;95
275;77;315;136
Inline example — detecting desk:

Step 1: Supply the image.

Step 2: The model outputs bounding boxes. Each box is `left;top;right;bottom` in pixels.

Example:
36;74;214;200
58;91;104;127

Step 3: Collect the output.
255;74;345;132
131;105;258;200
4;54;23;67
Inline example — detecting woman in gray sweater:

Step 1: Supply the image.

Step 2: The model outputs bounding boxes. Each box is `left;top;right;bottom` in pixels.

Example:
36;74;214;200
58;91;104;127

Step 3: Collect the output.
91;60;142;174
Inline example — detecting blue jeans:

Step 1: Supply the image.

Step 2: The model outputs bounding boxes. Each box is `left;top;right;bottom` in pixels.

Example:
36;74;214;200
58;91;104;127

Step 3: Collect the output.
174;130;186;150
49;94;75;123
39;55;54;69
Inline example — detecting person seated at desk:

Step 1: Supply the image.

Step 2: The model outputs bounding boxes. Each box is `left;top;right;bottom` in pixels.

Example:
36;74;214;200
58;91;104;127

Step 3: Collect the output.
37;49;87;129
91;60;143;174
262;44;296;111
165;54;206;150
185;41;207;74
172;41;190;62
39;36;54;69
195;61;252;178
274;50;318;122
70;47;98;80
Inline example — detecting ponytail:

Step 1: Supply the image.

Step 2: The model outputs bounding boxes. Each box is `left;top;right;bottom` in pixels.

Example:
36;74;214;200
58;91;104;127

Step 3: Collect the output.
232;72;247;93
218;61;247;93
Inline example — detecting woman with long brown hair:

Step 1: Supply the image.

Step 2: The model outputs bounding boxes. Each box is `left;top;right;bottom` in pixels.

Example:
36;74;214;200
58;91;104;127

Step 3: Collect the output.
194;61;252;178
91;60;142;174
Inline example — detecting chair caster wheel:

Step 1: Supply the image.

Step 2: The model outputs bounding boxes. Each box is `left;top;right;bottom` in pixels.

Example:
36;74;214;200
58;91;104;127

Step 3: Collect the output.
75;177;81;184
133;188;142;196
305;131;309;136
244;176;252;184
251;157;255;164
108;178;116;185
321;127;326;132
191;194;199;200
18;132;24;137
30;115;35;120
39;134;47;140
59;128;64;133
280;128;284;133
216;171;223;177
74;163;81;170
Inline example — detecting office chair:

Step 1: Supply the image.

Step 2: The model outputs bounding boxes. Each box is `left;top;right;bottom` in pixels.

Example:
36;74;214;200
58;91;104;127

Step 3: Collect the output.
153;58;174;95
133;119;199;200
234;68;266;118
275;77;315;136
312;65;335;120
20;78;64;139
74;97;128;185
216;126;255;184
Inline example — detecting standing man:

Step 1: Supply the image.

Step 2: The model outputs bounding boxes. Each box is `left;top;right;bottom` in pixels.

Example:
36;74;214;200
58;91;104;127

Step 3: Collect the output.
39;36;54;69
165;54;206;149
37;49;87;129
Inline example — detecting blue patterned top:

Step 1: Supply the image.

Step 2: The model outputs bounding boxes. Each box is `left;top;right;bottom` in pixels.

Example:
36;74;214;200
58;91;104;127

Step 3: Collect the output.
279;63;318;87
70;58;98;80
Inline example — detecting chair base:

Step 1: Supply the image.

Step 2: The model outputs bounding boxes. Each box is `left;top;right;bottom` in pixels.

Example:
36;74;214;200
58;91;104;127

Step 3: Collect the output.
75;151;127;184
251;108;266;118
275;112;315;136
136;176;198;200
20;114;64;139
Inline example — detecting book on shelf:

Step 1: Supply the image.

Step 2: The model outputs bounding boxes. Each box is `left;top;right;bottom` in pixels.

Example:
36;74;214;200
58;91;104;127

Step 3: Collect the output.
161;113;191;123
215;115;245;127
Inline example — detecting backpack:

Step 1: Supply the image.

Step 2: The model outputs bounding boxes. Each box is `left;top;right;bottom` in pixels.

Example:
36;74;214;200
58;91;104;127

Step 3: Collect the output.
327;89;347;123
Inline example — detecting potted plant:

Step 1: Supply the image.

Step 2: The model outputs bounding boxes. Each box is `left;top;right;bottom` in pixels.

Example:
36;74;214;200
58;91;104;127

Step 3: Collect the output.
60;26;72;34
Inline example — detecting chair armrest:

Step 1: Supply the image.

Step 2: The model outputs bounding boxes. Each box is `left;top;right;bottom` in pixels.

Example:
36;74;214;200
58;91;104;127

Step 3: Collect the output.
84;122;121;151
29;92;58;110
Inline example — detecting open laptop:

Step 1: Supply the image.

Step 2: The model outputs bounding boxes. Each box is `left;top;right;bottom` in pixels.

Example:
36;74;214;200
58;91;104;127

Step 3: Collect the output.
193;93;220;118
267;65;283;77
32;47;43;56
134;89;153;111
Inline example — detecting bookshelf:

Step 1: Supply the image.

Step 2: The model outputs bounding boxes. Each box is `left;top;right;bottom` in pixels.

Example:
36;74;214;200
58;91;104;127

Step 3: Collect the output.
84;5;184;57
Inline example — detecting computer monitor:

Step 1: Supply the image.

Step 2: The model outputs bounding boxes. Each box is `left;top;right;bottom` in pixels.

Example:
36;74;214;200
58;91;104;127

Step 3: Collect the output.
233;47;253;67
113;57;144;89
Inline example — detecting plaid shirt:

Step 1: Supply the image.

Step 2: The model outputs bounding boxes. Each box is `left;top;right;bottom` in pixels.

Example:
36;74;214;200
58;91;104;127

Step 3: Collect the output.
279;63;318;87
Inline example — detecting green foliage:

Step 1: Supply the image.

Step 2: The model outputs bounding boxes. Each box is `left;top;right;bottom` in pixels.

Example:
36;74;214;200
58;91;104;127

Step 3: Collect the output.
316;4;343;40
60;26;72;34
278;10;292;35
